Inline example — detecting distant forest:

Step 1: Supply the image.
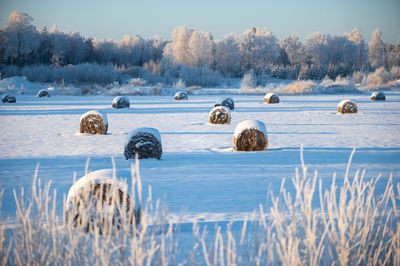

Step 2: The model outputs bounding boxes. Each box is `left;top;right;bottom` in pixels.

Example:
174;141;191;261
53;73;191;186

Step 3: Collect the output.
1;11;399;86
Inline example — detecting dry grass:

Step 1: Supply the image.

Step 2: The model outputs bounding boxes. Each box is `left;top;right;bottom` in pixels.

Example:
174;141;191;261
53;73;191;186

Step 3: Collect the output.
1;148;399;265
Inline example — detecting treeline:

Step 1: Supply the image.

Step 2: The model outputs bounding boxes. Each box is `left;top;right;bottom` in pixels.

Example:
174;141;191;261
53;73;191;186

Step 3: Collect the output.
1;11;399;86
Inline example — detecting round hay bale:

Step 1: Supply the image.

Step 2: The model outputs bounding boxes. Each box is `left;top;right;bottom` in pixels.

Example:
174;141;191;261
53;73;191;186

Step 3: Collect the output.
233;120;268;151
79;110;108;134
371;92;385;101
65;169;140;233
124;128;162;160
214;97;234;110
37;89;50;97
338;99;357;114
174;91;188;100
209;106;231;125
112;96;130;108
264;92;279;104
1;93;16;103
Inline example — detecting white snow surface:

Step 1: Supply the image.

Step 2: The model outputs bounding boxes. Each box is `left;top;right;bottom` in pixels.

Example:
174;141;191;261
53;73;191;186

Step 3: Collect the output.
125;127;162;147
66;169;129;207
233;119;267;138
1;92;400;225
79;110;108;127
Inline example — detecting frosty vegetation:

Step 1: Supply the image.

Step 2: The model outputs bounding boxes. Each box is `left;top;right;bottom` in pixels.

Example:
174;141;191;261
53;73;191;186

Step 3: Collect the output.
1;11;400;91
0;149;399;264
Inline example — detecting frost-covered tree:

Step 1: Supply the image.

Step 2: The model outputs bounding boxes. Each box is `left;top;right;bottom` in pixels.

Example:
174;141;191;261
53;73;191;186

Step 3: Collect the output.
0;11;39;67
345;28;368;69
162;26;194;65
280;34;305;67
369;28;386;67
240;27;280;73
187;30;214;68
215;33;241;76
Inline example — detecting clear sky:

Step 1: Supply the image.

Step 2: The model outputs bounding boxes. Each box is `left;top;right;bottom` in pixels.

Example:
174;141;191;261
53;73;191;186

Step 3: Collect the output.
1;0;399;42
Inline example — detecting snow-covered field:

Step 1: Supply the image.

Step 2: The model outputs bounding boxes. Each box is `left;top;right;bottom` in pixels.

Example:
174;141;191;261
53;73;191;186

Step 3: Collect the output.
1;91;400;224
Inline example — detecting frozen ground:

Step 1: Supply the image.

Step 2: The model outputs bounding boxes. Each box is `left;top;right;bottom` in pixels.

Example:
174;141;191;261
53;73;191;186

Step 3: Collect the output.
0;92;400;225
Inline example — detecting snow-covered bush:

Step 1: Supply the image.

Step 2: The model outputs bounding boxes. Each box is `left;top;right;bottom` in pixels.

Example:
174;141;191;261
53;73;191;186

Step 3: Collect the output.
1;93;16;103
338;99;358;114
174;91;188;100
65;169;140;234
352;71;367;84
214;97;234;110
390;66;400;80
280;80;318;94
79;110;108;134
366;67;391;87
36;89;50;97
208;106;231;125
264;92;280;104
112;96;130;108
240;70;256;90
320;75;353;87
172;79;186;91
124;128;162;160
371;91;386;101
233;120;268;151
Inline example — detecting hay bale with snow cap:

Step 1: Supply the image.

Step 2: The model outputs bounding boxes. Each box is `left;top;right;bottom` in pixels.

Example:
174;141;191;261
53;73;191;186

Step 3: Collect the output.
371;92;385;101
112;96;130;108
80;110;108;134
233;120;268;151
264;92;279;104
65;169;140;233
37;89;50;97
338;99;357;114
124;127;162;160
214;97;234;110
174;91;188;100
209;106;231;125
2;93;16;103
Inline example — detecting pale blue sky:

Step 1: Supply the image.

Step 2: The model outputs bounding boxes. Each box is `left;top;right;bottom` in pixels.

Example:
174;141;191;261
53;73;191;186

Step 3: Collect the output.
1;0;399;42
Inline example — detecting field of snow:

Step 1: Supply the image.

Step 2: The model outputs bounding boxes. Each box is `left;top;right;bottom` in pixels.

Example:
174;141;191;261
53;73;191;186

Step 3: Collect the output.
1;91;400;225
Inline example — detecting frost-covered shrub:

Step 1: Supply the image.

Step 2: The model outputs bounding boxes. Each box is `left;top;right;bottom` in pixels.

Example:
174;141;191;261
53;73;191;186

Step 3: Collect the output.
281;80;318;94
264;92;280;104
124;128;162;160
1;93;16;103
352;71;366;84
174;91;188;100
390;66;400;80
320;75;352;87
366;67;391;87
79;110;108;134
173;79;186;91
112;96;130;108
214;97;234;110
65;169;140;234
36;89;50;97
233;120;268;151
371;91;386;101
338;99;358;114
208;106;231;125
128;78;147;86
240;70;256;90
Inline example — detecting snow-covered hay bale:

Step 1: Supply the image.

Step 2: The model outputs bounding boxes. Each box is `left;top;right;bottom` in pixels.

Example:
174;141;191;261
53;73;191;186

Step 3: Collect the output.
233;120;268;151
371;92;386;101
112;96;130;108
65;169;140;233
209;106;231;125
1;93;16;103
124;128;162;160
214;97;234;110
174;91;188;100
79;110;108;134
36;89;50;97
338;100;358;114
264;93;280;104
